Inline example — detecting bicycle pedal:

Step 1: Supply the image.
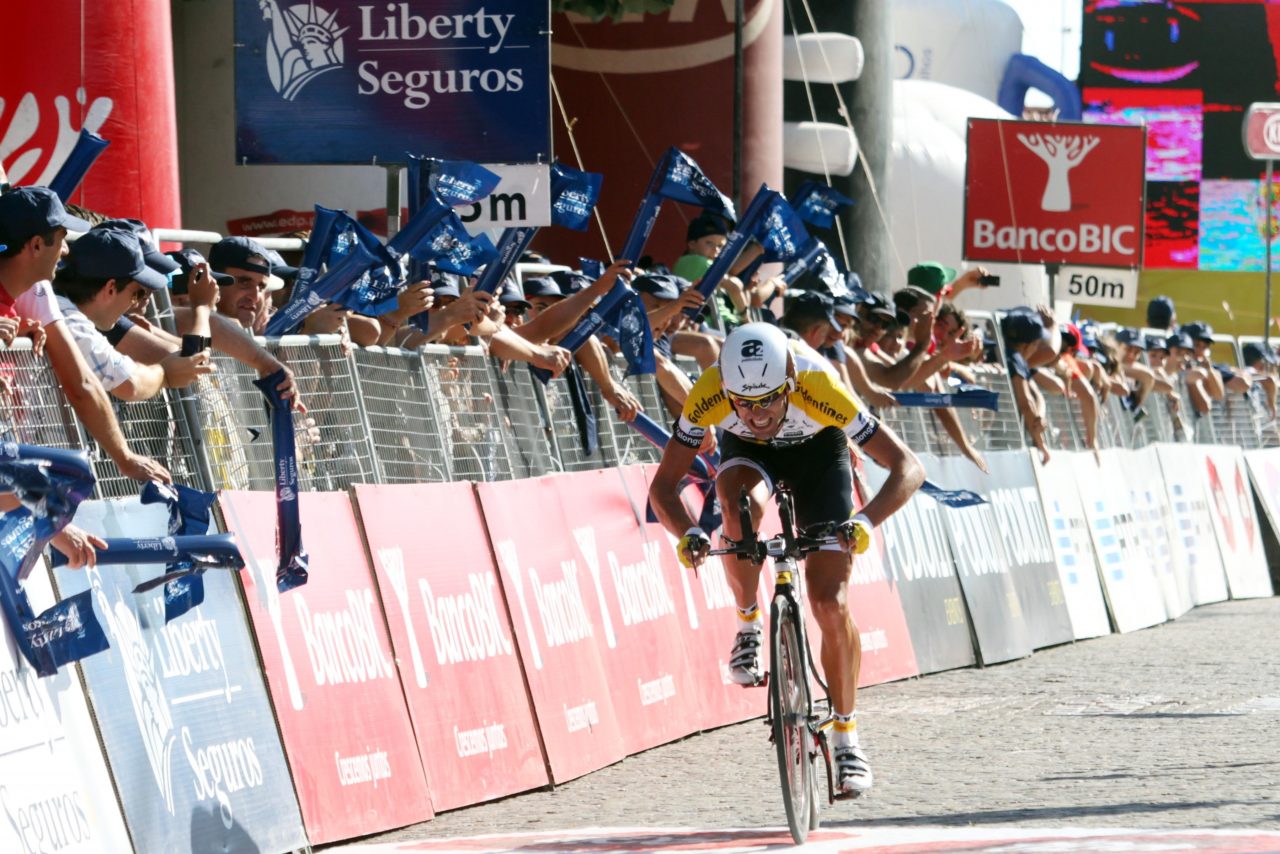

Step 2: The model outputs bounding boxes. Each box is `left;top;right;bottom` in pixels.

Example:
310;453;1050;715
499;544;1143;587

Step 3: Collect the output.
833;789;864;802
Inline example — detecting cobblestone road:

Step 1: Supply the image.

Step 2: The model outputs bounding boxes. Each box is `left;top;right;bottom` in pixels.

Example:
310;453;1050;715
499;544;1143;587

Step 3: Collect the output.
354;597;1280;845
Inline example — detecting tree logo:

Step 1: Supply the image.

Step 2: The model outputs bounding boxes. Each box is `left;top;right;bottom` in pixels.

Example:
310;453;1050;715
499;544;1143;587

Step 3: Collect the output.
1017;133;1101;212
259;0;348;101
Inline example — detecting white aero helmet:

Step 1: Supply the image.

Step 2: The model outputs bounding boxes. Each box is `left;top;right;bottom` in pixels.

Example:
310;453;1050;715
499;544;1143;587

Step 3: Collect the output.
720;322;791;399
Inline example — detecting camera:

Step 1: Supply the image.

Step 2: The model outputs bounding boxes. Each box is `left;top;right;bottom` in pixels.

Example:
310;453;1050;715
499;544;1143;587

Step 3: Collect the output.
978;274;1001;287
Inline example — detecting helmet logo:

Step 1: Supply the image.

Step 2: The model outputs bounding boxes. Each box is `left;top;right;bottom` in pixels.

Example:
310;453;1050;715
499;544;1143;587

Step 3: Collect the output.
740;340;764;360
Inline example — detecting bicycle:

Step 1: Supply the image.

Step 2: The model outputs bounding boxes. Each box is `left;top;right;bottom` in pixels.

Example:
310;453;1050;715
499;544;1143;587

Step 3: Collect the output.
707;484;842;845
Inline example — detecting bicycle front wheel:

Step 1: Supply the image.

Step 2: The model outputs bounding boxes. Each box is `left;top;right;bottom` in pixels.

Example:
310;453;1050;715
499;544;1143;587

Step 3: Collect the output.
770;594;813;844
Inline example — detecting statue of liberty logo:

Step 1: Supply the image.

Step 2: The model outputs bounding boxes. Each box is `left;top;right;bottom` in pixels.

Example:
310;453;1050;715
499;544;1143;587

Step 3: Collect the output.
259;0;348;101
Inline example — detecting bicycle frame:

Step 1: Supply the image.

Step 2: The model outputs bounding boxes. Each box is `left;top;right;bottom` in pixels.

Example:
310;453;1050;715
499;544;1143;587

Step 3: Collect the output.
709;484;839;842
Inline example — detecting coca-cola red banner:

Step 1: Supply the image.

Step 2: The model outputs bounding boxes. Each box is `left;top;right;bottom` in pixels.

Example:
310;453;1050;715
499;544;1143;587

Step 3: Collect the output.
219;491;432;845
551;469;704;755
0;1;180;225
351;482;549;811
477;477;627;783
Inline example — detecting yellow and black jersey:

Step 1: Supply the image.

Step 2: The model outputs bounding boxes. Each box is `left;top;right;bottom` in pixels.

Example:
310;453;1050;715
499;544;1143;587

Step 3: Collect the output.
673;339;879;449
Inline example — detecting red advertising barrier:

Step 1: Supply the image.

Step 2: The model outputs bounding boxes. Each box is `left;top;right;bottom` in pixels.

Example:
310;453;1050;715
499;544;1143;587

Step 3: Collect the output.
1201;447;1273;599
551;469;705;755
351;482;550;812
1;1;180;225
219;491;432;845
477;477;627;783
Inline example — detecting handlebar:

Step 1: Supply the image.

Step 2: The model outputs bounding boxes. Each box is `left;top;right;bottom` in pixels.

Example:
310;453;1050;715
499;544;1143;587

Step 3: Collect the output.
704;485;841;564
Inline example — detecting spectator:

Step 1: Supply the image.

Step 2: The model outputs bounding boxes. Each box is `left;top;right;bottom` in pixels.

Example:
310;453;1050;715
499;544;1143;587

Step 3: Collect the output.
52;230;213;400
210;236;284;333
1147;295;1176;334
1180;321;1229;402
1001;306;1061;463
632;272;703;416
1242;341;1279;421
670;212;763;329
0;187;170;483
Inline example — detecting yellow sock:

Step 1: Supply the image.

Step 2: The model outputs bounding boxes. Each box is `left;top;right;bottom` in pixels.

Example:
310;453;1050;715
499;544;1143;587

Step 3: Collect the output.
737;605;761;623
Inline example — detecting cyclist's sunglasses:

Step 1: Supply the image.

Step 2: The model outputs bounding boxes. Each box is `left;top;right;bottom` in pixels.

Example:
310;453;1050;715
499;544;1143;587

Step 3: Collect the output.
728;387;789;410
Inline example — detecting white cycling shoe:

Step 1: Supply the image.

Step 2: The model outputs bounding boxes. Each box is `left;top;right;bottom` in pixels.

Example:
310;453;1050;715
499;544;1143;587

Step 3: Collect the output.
834;744;873;798
728;625;764;685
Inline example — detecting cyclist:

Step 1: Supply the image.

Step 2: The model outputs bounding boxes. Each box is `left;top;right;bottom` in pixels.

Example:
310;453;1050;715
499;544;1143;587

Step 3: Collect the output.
649;322;923;797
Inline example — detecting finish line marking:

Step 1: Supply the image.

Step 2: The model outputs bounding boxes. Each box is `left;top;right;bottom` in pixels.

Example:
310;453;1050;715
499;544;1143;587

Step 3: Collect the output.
332;825;1280;853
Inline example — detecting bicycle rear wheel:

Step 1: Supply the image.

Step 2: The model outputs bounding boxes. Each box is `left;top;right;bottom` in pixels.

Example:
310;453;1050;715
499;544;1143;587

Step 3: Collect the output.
770;594;813;844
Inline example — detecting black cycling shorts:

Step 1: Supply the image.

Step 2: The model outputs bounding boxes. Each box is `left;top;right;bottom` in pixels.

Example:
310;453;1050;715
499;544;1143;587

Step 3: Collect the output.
719;426;854;531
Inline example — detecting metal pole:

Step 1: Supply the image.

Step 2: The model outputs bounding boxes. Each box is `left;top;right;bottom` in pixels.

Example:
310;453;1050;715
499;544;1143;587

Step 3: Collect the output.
732;0;745;209
385;165;401;241
1267;158;1274;346
1046;262;1058;306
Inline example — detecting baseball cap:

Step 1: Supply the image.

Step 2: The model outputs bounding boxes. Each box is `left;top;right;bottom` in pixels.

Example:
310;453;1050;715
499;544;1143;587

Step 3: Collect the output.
905;261;956;298
1144;334;1168;352
498;275;531;310
1167;331;1195;351
0;186;91;247
1114;327;1142;347
686;213;730;242
523;276;563;300
632;273;682;301
1001;307;1049;348
264;249;300;282
788;290;839;331
65;230;169;290
833;294;864;318
549;269;591;296
1179;321;1214;342
1243;342;1277;366
1146;295;1175;328
92;218;181;276
427;270;462;300
166;248;233;294
209;236;274;276
863;294;909;327
1061;322;1088;357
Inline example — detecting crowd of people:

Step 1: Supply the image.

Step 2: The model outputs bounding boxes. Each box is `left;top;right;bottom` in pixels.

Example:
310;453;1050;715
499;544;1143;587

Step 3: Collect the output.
0;184;1272;541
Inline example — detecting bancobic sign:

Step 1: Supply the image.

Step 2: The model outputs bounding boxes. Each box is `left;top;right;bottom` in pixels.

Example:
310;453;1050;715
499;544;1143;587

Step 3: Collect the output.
234;0;549;164
964;119;1146;269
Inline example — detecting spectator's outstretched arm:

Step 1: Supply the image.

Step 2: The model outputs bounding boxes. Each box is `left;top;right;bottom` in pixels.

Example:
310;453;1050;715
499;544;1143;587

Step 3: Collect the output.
488;325;571;378
655;350;693;417
843;348;897;409
517;260;634;344
575;335;641;422
1012;373;1050;464
1071;372;1100;450
932;405;988;473
171;310;303;408
43;320;171;483
344;313;382;347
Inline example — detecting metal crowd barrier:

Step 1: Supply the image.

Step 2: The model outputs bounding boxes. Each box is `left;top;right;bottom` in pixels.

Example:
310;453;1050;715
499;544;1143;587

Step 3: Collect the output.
8;304;1278;502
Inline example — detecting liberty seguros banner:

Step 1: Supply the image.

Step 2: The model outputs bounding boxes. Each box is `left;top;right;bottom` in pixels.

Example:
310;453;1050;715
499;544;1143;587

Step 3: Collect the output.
55;499;307;854
235;1;550;164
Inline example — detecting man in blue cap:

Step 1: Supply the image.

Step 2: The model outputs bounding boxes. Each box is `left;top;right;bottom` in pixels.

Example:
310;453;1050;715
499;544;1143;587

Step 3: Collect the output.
1242;341;1278;421
210;236;279;331
0;187;170;484
1000;305;1063;463
52;230;213;401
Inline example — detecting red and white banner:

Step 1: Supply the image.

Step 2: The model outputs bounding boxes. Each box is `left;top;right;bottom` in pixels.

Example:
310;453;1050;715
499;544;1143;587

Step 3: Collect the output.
476;477;627;784
1199;448;1273;599
552;469;705;755
964;118;1145;268
657;473;768;731
220;491;432;845
352;482;549;812
0;2;180;226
